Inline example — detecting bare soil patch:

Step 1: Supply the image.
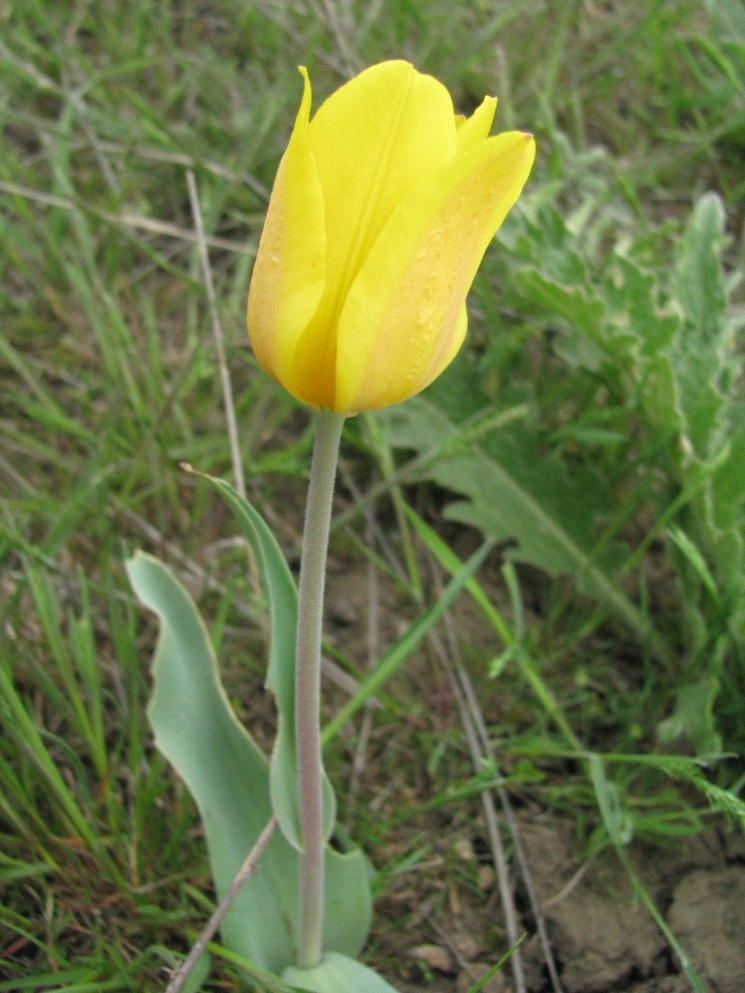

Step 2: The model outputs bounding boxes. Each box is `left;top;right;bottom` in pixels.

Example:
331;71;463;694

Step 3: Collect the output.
317;539;745;993
373;813;744;993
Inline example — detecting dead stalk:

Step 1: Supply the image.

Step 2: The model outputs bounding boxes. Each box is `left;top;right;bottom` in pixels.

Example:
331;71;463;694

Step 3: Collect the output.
164;816;277;993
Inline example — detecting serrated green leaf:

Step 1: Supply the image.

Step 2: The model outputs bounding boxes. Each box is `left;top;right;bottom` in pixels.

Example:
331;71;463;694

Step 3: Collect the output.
666;329;729;462
385;361;670;664
605;253;681;359
666;526;722;607
657;676;723;757
126;552;371;974
666;193;733;462
197;473;335;852
506;203;592;284
709;403;745;604
588;754;633;846
283;952;401;993
513;268;607;369
673;193;728;346
711;404;745;535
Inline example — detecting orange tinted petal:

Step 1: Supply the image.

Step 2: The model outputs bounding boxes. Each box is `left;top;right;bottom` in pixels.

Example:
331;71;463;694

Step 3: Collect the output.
335;131;536;413
291;61;458;408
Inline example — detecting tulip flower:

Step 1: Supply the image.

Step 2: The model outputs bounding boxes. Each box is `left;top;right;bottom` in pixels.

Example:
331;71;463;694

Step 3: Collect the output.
248;60;535;414
246;62;535;974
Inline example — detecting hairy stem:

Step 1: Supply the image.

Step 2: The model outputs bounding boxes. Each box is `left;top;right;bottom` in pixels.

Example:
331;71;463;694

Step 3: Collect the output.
295;408;345;968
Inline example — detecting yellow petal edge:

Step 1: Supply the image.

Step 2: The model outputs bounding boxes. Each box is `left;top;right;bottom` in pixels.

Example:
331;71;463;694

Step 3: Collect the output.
247;68;326;398
247;63;536;414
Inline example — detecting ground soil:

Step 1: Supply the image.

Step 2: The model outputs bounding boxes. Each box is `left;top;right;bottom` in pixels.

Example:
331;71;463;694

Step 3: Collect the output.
367;810;745;993
315;525;745;993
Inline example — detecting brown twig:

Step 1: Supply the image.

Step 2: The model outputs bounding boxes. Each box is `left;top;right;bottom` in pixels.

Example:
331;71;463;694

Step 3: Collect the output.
164;816;277;993
543;858;593;910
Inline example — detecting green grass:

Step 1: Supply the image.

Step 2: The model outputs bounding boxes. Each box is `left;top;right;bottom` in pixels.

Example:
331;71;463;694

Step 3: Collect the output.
1;0;745;990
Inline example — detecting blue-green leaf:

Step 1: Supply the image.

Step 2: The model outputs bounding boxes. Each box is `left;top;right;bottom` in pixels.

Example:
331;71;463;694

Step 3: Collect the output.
283;952;401;993
199;473;335;852
126;552;371;974
180;951;211;993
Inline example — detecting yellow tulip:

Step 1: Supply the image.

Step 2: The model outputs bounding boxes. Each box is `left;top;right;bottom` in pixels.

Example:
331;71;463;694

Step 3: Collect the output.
247;61;535;415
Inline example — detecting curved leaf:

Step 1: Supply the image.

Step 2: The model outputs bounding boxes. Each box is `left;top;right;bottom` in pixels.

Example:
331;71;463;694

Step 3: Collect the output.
126;552;370;974
199;473;336;850
283;952;401;993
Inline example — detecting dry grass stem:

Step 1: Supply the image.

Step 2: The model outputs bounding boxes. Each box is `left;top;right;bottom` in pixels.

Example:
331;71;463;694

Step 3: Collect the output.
337;461;408;585
452;637;563;993
429;621;527;993
543;858;594;910
98;141;269;199
321;655;384;707
185;169;246;502
346;514;380;830
0;180;254;254
316;0;359;77
164;816;277;993
186;168;263;599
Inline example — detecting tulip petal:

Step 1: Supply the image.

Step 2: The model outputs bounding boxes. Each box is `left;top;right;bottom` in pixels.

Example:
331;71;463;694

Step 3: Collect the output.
456;96;497;153
247;68;326;400
292;61;458;409
335;131;536;413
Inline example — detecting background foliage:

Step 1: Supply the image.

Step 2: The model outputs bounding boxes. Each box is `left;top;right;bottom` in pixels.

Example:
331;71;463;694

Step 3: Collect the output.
1;0;744;990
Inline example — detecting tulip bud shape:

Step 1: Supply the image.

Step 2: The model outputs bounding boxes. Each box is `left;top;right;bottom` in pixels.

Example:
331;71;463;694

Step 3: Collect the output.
248;61;535;415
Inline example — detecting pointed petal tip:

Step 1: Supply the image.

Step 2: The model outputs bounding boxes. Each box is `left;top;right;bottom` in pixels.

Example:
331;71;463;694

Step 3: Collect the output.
294;66;313;124
514;130;537;161
297;67;311;103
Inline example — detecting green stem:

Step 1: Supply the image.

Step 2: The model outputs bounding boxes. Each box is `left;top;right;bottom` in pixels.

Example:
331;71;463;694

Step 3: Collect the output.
295;408;345;968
